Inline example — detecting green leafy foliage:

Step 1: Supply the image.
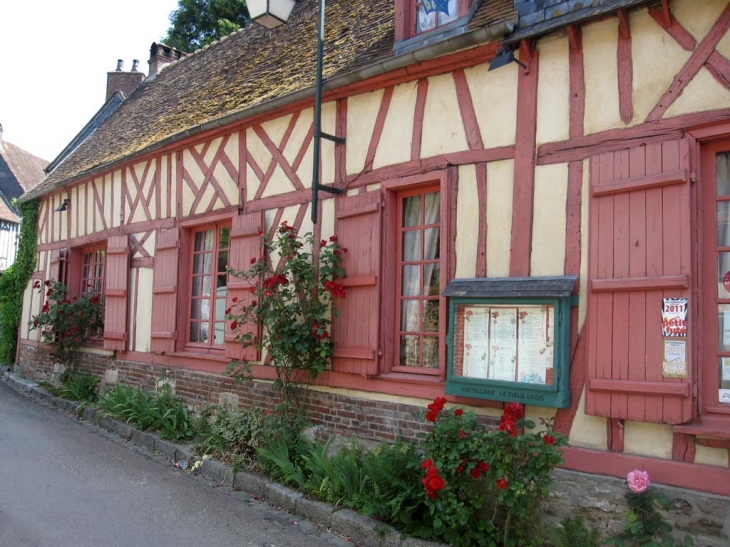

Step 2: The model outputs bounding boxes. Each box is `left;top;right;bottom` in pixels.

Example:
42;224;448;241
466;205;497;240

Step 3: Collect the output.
226;224;346;405
163;0;250;52
28;280;104;367
100;384;194;441
604;483;694;547
194;405;265;472
417;399;567;547
56;369;99;403
548;516;602;547
0;199;38;364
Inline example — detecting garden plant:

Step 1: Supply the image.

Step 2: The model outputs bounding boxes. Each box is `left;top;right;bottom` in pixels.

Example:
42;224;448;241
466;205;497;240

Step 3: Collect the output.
226;222;347;406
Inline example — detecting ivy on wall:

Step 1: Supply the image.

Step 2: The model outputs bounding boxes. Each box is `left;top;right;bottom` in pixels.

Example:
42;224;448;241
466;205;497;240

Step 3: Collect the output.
0;200;39;364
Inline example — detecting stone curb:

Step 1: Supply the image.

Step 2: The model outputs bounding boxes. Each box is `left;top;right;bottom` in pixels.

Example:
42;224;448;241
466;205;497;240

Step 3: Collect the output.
2;371;447;547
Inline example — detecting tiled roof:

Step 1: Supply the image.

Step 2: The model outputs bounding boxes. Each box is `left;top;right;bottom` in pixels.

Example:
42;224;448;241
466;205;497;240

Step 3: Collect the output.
0;139;48;196
24;0;514;201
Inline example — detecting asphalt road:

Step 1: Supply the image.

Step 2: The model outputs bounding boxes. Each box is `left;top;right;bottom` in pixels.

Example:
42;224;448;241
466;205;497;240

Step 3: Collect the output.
0;379;339;547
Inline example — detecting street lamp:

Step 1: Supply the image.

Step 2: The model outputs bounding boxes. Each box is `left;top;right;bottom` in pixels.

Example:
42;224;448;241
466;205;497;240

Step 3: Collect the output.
249;0;345;224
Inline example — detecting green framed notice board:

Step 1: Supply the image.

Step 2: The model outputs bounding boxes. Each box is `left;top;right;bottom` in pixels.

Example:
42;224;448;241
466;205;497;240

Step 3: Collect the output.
443;277;577;408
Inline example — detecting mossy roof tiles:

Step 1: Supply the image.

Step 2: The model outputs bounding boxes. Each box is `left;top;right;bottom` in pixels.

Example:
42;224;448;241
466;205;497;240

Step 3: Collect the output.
26;0;512;200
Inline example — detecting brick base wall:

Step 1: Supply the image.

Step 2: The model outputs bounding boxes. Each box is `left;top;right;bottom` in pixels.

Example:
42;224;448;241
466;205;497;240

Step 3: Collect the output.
16;344;476;445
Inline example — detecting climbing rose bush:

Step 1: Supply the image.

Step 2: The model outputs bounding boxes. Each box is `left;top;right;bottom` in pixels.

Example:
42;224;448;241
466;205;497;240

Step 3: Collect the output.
29;279;104;366
417;398;567;547
226;222;346;403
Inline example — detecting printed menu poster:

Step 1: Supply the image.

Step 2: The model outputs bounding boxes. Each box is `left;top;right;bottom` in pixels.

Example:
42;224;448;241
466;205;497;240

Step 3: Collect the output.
463;308;489;379
517;307;549;384
489;309;517;381
662;298;688;337
662;340;688;378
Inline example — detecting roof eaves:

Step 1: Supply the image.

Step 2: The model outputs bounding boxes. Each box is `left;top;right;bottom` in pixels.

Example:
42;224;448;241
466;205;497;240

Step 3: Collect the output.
20;14;516;203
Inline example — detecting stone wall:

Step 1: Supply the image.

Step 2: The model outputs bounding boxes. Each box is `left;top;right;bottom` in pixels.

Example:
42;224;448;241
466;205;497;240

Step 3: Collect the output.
17;344;730;545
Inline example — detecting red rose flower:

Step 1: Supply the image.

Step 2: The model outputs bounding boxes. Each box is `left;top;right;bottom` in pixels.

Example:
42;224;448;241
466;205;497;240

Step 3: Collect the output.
458;430;467;439
251;257;257;264
329;235;338;242
496;477;509;490
543;434;555;445
320;240;327;247
470;468;482;479
232;297;238;303
421;459;433;470
479;461;490;472
454;408;463;417
230;321;238;330
455;464;464;474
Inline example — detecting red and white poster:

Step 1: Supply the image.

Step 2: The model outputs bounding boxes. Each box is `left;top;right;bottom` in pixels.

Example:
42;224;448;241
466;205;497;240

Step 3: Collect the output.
662;298;688;337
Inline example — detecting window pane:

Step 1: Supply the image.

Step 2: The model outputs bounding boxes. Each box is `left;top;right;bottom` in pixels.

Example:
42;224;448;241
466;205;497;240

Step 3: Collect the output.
193;253;204;274
422;336;439;368
401;266;420;296
194;231;205;251
199;323;209;343
217;250;229;273
424;228;439;260
204;229;214;250
215;297;227;321
424;191;440;224
718;202;730;247
717;152;730;197
717;252;730;298
402;195;421;227
424;264;440;295
400;334;420;367
202;276;211;297
416;6;435;32
203;253;212;274
440;0;458;24
189;322;200;343
192;277;203;297
401;300;420;332
213;322;225;346
191;299;202;320
402;230;421;261
423;300;439;332
719;358;730;404
219;226;230;250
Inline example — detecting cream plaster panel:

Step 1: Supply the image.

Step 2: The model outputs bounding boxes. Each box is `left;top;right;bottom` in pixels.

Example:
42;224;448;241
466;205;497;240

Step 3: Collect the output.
366;183;381;193
111;172;122;229
135;268;154;353
197;182;217;214
294;139;315;190
525;406;557;434
159;155;169;219
213;162;239;207
70;187;78;239
717;24;730;59
182;179;195;217
486;159;514;278
632;9;692;124
467;62;517;149
536;37;570;146
21;281;35;340
665;67;730;118
283;108;313;164
260;114;293;150
421;73;468;158
203;137;223;165
262;165;295;197
225;132;239;172
694;443;729;468
142;230;156;257
673;0;728;43
127;267;137;350
623;421;673;459
579;159;590;332
583;18;622;134
321;102;337;186
130;165;150;225
247;126;275;184
298;204;315;242
346;89;384;175
80;184;89;237
455;165;479;279
57;195;67;241
373;82;416;169
569;388;608;449
246;164;260;201
320;198;335;242
37;202;47;244
531;163;568;276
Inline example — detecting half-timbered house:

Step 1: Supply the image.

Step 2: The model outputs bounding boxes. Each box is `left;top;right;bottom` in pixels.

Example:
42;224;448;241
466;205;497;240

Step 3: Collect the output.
16;0;730;524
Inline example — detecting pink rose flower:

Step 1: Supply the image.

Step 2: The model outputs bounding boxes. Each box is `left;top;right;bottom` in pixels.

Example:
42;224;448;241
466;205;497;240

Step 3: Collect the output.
627;469;650;494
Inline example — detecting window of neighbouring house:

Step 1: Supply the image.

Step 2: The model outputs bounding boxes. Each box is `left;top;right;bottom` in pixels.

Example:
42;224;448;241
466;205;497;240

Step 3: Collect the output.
396;186;441;371
394;0;478;52
187;223;230;349
413;0;460;34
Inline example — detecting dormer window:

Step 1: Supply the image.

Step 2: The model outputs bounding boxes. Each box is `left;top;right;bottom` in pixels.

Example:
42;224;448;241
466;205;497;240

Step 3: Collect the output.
395;0;479;54
414;0;460;34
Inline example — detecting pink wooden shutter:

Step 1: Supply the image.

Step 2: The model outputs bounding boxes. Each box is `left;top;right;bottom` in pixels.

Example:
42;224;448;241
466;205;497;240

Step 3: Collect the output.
150;227;180;354
586;139;693;424
225;212;264;361
103;235;129;351
332;190;382;376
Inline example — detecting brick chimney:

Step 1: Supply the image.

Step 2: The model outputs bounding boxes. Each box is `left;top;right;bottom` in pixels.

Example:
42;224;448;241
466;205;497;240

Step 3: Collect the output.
106;59;145;102
147;43;186;79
